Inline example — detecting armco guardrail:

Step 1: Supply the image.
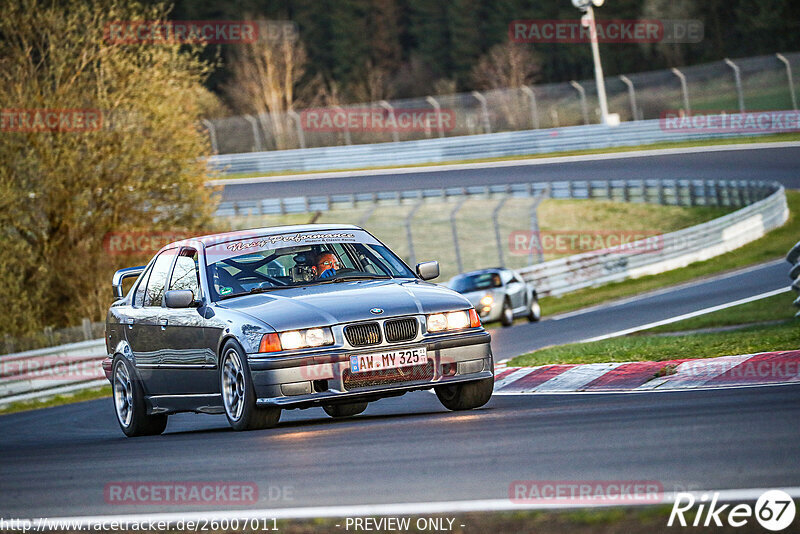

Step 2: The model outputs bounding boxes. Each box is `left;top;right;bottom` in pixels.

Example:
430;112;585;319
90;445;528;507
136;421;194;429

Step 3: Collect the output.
517;182;788;296
788;240;800;317
0;339;107;407
208;114;790;175
215;178;775;218
1;180;788;405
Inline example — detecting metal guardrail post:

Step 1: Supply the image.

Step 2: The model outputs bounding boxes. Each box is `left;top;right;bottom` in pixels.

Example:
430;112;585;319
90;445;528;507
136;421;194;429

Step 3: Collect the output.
243;115;263;152
776;53;798;111
334;105;352;145
425;96;445;138
201;119;218;154
671;67;691;115
724;58;746;114
619;75;639;120
450;196;468;273
492;196;510;268
521;86;540;129
570;81;590;125
379;100;400;142
528;186;550;265
471;91;492;134
549;108;559;128
787;240;800;317
287;110;306;149
405;200;424;267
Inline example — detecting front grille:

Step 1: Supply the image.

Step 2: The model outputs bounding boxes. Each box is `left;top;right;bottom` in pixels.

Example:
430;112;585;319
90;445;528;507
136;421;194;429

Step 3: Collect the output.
384;318;418;343
343;361;434;390
344;322;382;347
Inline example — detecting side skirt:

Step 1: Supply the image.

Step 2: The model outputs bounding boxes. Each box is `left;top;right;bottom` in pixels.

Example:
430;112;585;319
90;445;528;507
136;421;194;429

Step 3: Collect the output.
146;393;224;415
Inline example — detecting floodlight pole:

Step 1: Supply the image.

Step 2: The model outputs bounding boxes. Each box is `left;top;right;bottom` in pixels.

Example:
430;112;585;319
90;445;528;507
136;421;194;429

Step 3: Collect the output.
573;1;610;125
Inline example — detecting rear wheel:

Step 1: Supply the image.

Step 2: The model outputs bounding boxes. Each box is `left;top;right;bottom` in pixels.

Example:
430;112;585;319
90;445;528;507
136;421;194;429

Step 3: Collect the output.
220;341;281;431
435;377;494;411
500;299;514;327
322;402;368;418
112;357;167;437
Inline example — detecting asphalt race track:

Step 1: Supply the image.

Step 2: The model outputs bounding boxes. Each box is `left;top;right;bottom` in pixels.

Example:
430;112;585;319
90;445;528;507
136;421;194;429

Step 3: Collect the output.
1;145;798;519
218;144;800;200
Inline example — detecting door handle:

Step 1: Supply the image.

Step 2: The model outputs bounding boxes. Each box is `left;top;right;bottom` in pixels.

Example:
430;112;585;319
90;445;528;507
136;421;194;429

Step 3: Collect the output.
159;318;168;329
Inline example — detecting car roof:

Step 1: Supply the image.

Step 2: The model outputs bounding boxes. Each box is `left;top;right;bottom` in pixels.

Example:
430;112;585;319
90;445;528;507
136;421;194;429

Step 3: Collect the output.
162;224;364;252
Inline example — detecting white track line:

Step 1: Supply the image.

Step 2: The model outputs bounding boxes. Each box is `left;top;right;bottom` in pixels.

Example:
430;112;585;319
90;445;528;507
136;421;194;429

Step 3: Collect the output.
547;259;787;322
33;487;800;526
209;141;800;186
581;287;791;343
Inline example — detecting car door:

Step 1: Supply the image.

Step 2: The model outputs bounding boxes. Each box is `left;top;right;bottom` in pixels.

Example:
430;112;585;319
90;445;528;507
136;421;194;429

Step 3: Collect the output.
502;270;526;311
127;248;178;395
158;247;218;394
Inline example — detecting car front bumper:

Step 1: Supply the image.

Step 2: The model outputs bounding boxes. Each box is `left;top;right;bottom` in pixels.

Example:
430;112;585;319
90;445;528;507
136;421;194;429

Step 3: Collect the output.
248;330;493;408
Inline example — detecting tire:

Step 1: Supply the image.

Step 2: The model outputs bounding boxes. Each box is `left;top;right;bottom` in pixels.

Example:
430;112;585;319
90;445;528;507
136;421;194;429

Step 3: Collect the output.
500;299;514;327
435;377;494;411
527;294;541;322
112;356;167;437
322;402;368;418
220;340;281;431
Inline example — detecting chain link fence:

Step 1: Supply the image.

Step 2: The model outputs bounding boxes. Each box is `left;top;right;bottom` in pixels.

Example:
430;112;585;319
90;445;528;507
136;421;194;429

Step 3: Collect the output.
206;52;800;154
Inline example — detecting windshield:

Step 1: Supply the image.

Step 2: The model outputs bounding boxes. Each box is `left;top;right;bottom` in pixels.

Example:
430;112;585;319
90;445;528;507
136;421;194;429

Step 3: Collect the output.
450;272;502;293
206;236;415;300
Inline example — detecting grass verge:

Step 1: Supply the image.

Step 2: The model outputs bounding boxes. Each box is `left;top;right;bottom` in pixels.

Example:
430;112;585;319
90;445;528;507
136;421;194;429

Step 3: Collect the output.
217;132;800;180
539;190;799;318
0;385;110;415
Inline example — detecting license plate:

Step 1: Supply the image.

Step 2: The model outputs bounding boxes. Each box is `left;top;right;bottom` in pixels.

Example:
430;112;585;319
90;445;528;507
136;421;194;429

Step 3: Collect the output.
350;347;427;373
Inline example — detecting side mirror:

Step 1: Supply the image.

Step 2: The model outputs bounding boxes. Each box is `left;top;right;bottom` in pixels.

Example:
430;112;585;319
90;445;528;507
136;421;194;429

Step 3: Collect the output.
164;290;197;308
112;266;145;299
415;261;440;281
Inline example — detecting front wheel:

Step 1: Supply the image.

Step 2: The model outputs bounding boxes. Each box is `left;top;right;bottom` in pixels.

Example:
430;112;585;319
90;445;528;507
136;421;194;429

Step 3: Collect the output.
500;299;514;327
435;377;494;411
323;402;368;418
220;341;281;431
112;357;167;437
527;294;541;322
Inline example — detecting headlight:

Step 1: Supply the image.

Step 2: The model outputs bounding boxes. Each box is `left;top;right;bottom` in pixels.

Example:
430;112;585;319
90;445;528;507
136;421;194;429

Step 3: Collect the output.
259;327;334;352
426;310;473;332
480;294;494;307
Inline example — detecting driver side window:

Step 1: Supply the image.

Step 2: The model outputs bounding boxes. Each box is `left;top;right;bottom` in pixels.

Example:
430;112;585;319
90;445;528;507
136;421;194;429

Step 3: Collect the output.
143;249;177;307
169;248;201;300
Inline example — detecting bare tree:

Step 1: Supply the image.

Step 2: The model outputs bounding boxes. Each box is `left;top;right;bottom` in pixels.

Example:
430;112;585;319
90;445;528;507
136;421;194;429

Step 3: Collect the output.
471;41;540;90
471;42;540;131
224;20;308;150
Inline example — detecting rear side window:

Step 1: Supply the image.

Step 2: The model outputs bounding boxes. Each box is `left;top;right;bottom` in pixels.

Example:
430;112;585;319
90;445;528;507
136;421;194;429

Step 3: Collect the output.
143;250;177;307
169;249;201;299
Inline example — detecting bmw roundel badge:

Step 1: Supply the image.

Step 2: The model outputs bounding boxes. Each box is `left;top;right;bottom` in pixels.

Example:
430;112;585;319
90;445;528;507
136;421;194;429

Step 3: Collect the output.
370;308;384;315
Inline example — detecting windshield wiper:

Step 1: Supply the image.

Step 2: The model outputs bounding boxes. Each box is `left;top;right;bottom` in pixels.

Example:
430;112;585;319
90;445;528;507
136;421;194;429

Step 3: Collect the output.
219;286;287;300
317;274;392;284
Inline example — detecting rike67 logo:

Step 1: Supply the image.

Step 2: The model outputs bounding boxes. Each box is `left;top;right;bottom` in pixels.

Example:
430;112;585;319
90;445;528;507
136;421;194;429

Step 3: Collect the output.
668;490;796;531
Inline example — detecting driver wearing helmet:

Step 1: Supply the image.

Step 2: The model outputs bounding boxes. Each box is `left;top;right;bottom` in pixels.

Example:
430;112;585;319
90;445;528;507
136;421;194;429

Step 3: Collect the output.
314;251;341;279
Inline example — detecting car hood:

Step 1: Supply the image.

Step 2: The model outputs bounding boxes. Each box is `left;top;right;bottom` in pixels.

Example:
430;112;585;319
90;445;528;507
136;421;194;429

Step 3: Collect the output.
217;279;472;331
